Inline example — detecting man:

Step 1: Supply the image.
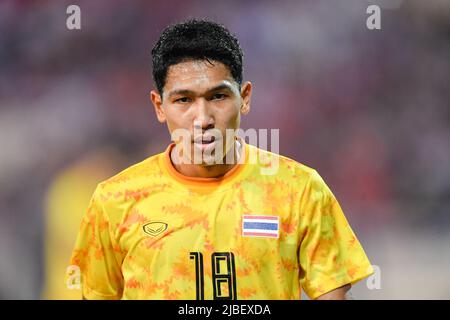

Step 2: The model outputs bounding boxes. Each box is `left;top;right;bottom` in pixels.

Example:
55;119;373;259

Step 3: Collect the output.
68;19;373;300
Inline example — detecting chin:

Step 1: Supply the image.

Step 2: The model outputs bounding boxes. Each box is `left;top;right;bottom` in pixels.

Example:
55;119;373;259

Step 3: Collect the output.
200;158;219;167
190;148;227;167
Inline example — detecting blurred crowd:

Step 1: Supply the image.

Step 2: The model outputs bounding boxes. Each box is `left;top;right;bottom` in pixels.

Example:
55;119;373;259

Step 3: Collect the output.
0;0;449;299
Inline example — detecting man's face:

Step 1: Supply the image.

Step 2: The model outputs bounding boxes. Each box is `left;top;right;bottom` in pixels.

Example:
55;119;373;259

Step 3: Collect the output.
151;59;251;166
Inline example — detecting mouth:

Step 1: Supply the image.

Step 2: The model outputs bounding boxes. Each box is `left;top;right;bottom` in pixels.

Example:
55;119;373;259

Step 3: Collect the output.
193;136;216;145
193;136;219;151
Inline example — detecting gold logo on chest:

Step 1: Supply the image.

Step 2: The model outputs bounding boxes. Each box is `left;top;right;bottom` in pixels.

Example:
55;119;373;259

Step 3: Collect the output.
142;222;168;237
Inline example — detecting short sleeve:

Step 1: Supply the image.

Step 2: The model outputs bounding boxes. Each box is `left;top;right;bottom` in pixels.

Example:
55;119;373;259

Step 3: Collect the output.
68;185;124;299
299;171;374;299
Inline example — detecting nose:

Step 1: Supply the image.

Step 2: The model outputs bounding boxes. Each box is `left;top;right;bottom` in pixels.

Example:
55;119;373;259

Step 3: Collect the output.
193;98;214;131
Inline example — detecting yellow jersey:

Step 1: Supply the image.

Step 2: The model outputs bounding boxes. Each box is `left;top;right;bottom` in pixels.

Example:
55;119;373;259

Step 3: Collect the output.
69;141;373;299
43;147;127;299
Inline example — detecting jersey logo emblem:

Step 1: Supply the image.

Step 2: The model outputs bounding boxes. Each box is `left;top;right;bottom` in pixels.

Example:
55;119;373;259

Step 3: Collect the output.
143;222;168;237
242;215;279;238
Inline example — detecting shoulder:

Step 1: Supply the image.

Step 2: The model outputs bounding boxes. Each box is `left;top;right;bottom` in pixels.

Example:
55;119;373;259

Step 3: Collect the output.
246;144;334;206
247;144;323;185
92;151;165;203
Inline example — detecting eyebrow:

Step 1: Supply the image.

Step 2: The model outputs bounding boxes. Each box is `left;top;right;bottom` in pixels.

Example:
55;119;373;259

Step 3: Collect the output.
165;83;235;99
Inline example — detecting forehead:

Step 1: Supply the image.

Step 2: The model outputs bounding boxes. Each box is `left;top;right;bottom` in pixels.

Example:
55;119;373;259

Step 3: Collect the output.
163;60;236;93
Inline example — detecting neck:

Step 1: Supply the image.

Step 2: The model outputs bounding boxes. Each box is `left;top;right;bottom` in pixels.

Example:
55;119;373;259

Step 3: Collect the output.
170;139;243;179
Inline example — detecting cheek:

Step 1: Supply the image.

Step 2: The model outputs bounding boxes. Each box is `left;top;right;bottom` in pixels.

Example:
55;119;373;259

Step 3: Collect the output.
218;101;241;127
164;108;187;130
225;108;241;128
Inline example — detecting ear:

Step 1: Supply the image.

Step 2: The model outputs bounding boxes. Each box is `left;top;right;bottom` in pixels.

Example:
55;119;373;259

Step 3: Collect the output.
240;81;252;115
150;90;166;123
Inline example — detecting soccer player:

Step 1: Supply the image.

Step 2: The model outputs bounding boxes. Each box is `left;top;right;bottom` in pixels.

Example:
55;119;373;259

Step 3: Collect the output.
68;19;373;300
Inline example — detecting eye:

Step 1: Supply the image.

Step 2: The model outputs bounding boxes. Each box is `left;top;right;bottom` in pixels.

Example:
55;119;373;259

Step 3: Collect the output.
211;93;227;100
175;97;191;103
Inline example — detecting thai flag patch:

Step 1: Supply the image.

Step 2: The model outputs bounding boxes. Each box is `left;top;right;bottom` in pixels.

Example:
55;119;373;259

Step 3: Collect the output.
242;215;279;238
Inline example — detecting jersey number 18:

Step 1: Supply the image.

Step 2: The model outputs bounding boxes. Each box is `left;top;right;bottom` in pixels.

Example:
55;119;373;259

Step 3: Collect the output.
189;252;237;300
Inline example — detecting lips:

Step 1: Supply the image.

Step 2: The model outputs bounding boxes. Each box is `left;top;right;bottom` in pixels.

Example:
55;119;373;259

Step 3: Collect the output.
194;136;216;144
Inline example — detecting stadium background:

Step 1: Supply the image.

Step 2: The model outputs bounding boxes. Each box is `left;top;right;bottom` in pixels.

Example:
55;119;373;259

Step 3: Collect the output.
0;0;449;299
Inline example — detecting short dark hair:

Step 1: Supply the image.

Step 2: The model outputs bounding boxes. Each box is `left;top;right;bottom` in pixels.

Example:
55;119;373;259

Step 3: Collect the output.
151;18;244;94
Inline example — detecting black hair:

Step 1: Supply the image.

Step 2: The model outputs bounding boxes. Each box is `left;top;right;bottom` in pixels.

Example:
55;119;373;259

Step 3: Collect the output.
151;18;243;94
